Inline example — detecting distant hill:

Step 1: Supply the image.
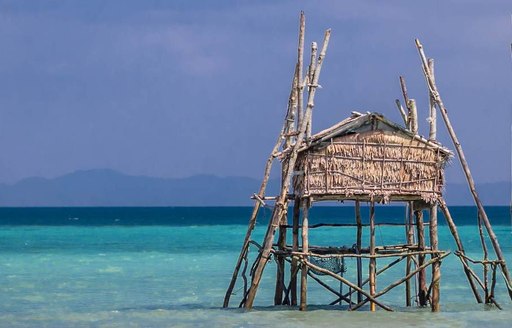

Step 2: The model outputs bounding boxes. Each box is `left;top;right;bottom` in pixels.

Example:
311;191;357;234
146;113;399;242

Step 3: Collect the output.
0;169;509;206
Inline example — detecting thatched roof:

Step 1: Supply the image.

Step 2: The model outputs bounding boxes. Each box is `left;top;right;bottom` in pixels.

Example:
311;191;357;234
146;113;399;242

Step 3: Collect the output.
293;112;453;203
305;112;452;157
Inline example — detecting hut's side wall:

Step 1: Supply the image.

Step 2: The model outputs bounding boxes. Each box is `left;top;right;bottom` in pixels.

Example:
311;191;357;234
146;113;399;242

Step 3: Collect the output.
293;130;447;202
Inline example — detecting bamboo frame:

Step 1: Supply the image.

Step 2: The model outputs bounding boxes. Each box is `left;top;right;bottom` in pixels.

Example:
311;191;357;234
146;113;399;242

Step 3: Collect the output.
226;15;510;315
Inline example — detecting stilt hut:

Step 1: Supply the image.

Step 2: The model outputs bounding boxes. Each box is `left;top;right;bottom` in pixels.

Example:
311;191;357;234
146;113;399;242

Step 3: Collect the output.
224;12;512;312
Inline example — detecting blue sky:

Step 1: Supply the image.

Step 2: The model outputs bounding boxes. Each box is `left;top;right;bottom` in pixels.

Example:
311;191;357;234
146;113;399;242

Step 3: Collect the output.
0;0;510;184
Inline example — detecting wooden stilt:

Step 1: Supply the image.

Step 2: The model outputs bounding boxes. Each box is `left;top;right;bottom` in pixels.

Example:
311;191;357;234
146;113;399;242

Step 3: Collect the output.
290;197;300;306
300;198;310;311
274;212;287;305
415;209;427;306
416;39;512;299
355;200;363;303
405;202;414;306
430;204;440;311
369;201;376;311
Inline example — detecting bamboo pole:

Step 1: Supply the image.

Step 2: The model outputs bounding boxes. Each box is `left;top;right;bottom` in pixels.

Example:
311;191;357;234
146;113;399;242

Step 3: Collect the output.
308;271;355;305
395;99;408;126
369;201;376;311
428;59;437;141
244;28;331;309
282;249;445;259
416;38;512;300
330;256;406;305
223;123;286;307
274;213;287;305
415;209;427;306
405;202;414;306
408;99;418;134
438;198;483;302
355;200;363;303
430;204;440;311
290;197;300;305
300;198;310;311
223;25;304;308
306;42;317;142
297;12;305;131
399;76;411;131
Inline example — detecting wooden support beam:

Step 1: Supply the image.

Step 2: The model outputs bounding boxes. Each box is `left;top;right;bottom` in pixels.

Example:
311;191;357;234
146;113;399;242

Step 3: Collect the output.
405;202;414;306
430;204;440;311
308;271;355;306
306;42;317;142
427;59;437;141
369;201;377;311
300;199;310;311
290;197;300;306
355;200;363;303
274;210;287;305
399;76;411;131
408;99;418;134
330;256;406;305
351;252;450;311
296;11;305;130
244;25;331;309
395;99;408;126
223;14;305;308
304;260;393;311
415;209;427;306
416;38;512;300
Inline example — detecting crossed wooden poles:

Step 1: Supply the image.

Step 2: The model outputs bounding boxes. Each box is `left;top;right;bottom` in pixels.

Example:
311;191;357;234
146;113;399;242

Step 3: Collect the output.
223;12;512;311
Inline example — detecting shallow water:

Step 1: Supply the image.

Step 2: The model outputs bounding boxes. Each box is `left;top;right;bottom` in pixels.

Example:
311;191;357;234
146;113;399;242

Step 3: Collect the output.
0;207;511;327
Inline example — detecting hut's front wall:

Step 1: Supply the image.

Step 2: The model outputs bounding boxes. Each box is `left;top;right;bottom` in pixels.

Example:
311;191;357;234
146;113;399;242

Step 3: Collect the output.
293;130;447;202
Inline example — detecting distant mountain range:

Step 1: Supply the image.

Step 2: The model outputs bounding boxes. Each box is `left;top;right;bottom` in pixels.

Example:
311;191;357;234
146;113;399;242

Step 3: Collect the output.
0;169;509;206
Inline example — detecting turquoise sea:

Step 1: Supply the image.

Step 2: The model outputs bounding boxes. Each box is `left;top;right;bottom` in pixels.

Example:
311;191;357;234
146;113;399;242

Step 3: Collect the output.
0;206;511;327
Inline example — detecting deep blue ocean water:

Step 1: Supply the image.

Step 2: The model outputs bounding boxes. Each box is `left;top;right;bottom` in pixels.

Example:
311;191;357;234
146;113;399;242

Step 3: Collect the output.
0;206;511;327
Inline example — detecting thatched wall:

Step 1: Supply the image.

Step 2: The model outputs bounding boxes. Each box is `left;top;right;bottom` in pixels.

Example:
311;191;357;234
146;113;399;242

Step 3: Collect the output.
293;130;449;203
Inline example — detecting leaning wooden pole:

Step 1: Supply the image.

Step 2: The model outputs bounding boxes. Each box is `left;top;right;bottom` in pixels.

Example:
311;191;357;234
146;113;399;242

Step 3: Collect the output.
223;16;305;308
223;122;285;307
416;39;512;299
244;28;331;309
427;58;437;141
296;12;305;130
427;58;440;311
438;198;483;303
223;57;299;310
306;42;317;142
